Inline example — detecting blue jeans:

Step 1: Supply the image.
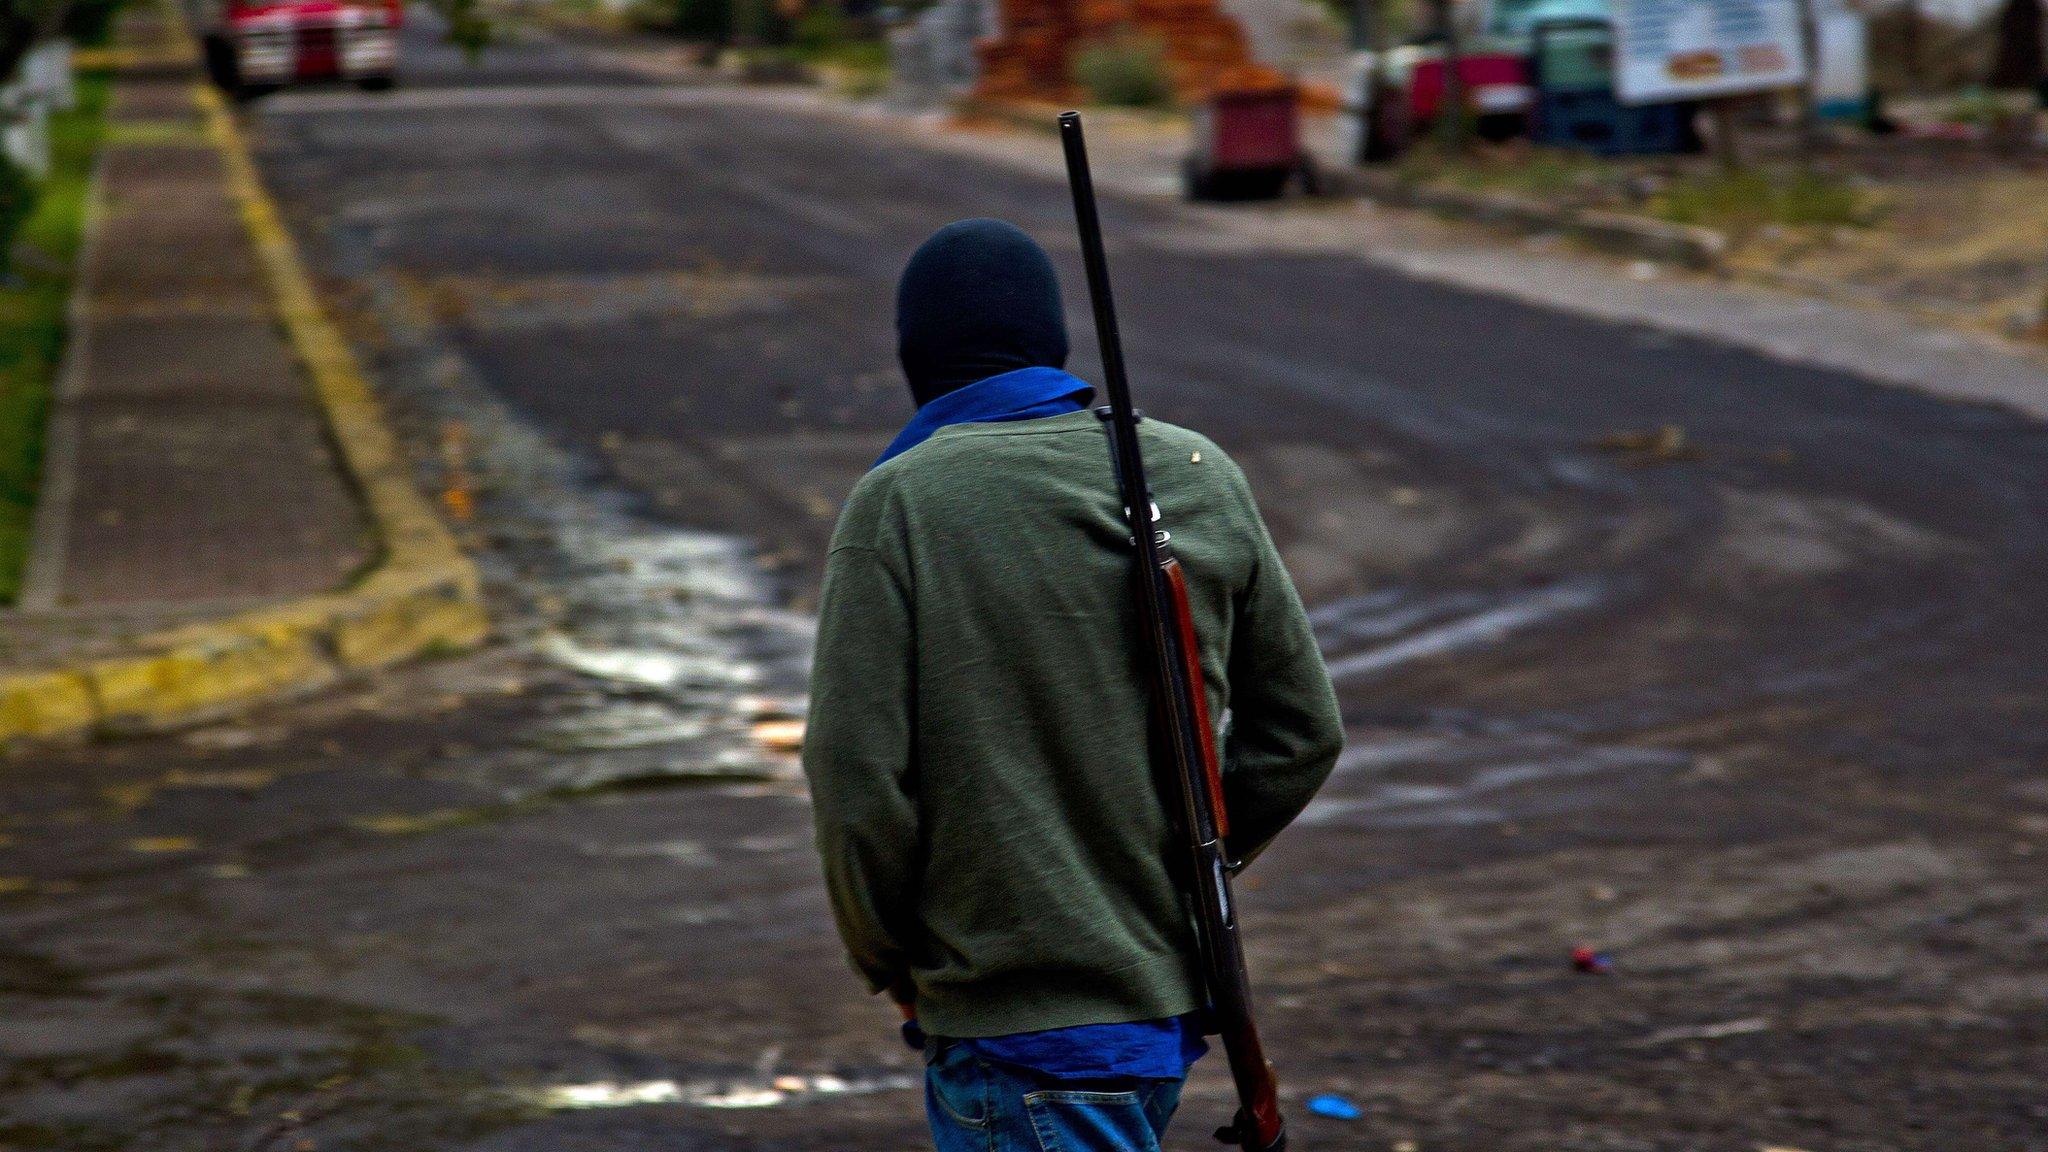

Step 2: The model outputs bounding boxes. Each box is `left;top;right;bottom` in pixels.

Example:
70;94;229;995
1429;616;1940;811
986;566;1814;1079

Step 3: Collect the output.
925;1039;1185;1152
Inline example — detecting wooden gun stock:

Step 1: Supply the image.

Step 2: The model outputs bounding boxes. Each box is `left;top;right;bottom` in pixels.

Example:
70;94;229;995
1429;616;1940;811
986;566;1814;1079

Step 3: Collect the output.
1164;558;1229;840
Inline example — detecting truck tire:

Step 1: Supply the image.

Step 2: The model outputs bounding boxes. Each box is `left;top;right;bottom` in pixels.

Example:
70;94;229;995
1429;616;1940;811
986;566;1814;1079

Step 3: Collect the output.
357;74;396;91
202;35;240;92
1238;167;1290;201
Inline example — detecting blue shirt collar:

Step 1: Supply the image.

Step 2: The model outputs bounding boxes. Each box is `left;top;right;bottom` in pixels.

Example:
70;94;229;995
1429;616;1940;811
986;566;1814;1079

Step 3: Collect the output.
874;366;1095;468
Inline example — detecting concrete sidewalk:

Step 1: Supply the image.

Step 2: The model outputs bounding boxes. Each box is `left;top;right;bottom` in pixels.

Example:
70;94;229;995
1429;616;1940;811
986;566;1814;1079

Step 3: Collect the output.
0;6;485;739
6;8;364;659
24;21;369;613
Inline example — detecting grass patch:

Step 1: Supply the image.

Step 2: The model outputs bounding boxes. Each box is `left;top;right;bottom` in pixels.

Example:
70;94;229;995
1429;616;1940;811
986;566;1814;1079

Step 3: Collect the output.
0;72;113;604
1072;29;1174;109
1397;141;1877;235
1401;142;1609;200
1650;168;1873;231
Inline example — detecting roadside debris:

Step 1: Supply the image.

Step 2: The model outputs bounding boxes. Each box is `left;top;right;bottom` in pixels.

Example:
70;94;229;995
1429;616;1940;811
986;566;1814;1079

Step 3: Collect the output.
178;724;286;751
440;420;477;523
164;767;276;790
127;836;199;853
750;718;806;753
347;808;490;837
1570;946;1613;974
1627;1017;1772;1048
1589;424;1701;465
1305;1093;1364;1120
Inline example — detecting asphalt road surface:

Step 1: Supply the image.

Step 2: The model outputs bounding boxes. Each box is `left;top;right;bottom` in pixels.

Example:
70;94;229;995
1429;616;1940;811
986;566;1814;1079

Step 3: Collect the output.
3;16;2046;1152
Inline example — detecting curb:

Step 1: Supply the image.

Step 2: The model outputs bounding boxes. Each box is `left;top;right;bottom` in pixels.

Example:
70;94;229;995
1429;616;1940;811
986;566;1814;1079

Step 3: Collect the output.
0;61;487;743
1332;169;1728;271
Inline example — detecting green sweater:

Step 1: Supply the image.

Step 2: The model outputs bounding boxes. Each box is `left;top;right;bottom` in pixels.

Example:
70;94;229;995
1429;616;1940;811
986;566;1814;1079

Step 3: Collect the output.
802;409;1342;1039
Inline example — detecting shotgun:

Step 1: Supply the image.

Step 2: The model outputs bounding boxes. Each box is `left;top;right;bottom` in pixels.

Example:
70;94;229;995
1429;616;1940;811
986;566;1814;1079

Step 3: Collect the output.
1058;110;1289;1152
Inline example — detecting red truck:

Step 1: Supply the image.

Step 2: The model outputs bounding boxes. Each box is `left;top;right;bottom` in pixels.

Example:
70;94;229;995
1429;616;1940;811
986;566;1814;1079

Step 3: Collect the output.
195;0;401;96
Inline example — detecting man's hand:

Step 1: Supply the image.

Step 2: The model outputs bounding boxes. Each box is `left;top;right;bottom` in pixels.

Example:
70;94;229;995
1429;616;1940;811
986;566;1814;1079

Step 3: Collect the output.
896;999;926;1051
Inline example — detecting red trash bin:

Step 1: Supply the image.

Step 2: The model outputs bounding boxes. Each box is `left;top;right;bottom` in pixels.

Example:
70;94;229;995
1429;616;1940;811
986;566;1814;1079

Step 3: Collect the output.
1185;75;1302;201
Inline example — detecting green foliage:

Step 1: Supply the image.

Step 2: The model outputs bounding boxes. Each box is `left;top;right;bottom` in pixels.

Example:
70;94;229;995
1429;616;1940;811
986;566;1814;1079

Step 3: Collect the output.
792;4;847;52
1651;168;1870;230
834;59;888;96
1943;85;2037;126
423;0;491;59
1306;0;1423;45
792;5;881;62
736;0;792;46
0;73;107;601
788;3;886;86
1071;28;1173;109
59;0;119;45
1401;141;1874;236
0;157;30;262
671;0;731;43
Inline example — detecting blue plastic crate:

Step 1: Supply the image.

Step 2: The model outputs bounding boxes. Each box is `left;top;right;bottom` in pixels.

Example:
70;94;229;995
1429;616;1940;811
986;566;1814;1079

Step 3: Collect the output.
1533;89;1697;155
1527;18;1699;156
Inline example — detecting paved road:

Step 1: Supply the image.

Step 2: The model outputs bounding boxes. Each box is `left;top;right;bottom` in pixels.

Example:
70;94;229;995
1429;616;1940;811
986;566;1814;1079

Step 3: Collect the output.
3;17;2045;1152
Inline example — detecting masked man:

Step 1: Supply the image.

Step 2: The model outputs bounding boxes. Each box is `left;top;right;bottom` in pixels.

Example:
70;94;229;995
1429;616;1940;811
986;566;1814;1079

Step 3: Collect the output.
803;218;1342;1151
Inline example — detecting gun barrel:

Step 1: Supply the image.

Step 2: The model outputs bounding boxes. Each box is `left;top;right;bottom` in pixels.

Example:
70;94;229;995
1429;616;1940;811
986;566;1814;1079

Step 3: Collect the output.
1058;110;1288;1152
1057;112;1149;556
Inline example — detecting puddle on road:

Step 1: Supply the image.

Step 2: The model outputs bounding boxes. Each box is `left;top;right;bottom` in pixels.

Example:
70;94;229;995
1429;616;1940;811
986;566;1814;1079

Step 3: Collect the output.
374;276;816;801
525;508;815;770
1300;731;1690;829
1305;580;1681;830
1312;579;1607;685
498;489;814;794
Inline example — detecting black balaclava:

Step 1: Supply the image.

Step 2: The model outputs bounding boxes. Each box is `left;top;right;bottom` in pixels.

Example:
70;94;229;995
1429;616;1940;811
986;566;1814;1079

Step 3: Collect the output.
896;218;1070;408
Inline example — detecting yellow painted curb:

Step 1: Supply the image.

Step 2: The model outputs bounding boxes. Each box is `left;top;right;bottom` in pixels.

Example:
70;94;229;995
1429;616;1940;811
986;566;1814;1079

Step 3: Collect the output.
73;44;201;72
0;671;97;740
0;35;489;743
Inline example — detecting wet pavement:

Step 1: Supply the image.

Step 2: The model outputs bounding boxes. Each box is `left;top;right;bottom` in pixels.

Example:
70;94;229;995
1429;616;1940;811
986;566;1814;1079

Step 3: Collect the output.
3;15;2047;1152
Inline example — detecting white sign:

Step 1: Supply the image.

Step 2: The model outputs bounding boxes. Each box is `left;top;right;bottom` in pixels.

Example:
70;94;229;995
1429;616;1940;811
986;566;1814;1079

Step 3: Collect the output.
1612;0;1809;105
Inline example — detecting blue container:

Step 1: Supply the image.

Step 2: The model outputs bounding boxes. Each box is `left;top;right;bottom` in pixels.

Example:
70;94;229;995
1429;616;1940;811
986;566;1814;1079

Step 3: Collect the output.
1529;20;1699;156
1533;90;1697;155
